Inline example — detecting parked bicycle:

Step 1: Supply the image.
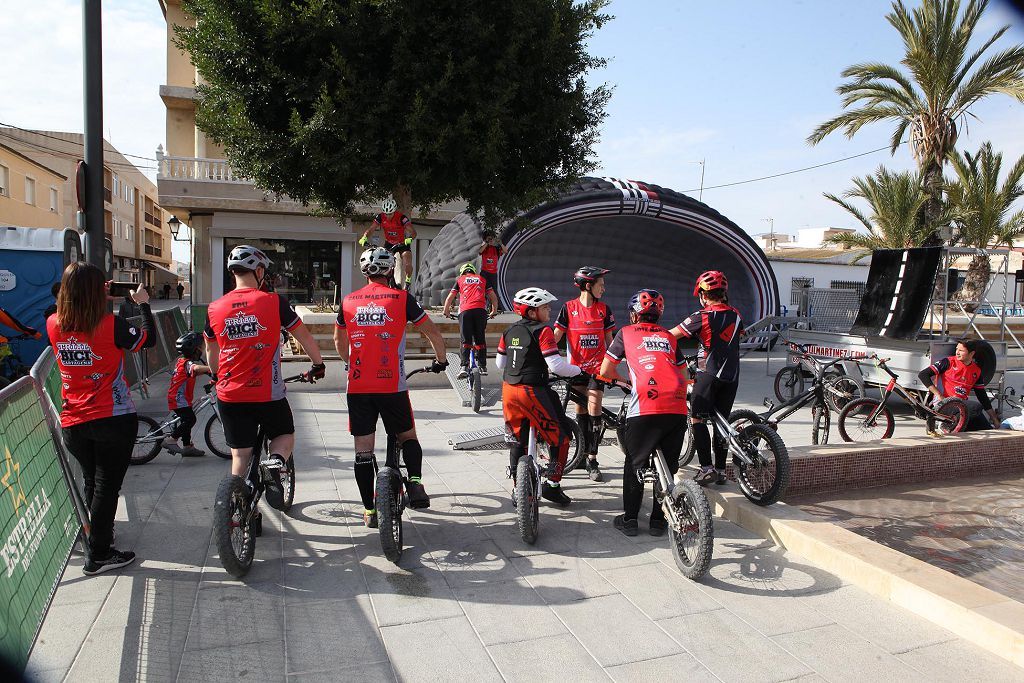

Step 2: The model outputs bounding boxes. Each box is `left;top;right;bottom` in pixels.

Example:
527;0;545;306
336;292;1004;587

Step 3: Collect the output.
0;333;32;388
212;373;309;578
557;379;626;474
706;409;790;506
837;355;968;441
773;340;860;412
132;382;219;465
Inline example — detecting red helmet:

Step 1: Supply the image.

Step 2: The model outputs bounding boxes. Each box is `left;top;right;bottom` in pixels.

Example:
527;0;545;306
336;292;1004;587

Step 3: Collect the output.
573;266;610;290
628;289;665;319
693;270;728;296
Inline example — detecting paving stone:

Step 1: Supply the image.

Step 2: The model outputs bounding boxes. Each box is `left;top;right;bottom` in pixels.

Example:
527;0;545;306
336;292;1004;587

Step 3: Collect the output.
288;660;395;682
510;552;618;605
605;652;718;682
896;639;1024;682
380;616;503;682
177;639;286;682
600;563;723;621
774;624;927;682
361;561;463;627
488;633;607;681
185;583;284;651
552;594;682;667
284;596;386;674
430;537;522;587
452;578;568;646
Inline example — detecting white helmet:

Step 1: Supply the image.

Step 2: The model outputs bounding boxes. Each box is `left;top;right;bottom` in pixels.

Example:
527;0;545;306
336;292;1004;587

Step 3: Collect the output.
381;196;397;214
359;247;395;277
227;244;272;272
513;287;557;316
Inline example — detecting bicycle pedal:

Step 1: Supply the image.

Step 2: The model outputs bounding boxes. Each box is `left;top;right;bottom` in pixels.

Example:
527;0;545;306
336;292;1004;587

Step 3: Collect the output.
259;458;284;470
505;465;513;479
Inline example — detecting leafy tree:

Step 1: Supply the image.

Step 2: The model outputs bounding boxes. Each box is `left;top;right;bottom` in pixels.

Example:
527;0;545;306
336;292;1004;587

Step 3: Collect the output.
808;0;1024;240
946;142;1024;308
177;0;611;225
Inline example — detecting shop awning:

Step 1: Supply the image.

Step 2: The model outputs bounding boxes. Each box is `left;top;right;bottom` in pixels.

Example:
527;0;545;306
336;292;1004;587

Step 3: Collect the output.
142;261;181;281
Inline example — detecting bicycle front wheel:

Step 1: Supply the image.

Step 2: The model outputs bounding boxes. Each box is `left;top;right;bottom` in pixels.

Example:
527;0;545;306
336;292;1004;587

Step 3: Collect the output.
825;375;860;413
514;457;539;544
131;415;163;465
213;475;256;578
927;397;968;435
376;467;404;564
471;368;482;413
838;398;895;442
773;366;804;402
281;456;296;512
562;417;585;474
735;424;790;506
679;415;697;467
204;413;232;459
667;478;714;580
811;402;830;445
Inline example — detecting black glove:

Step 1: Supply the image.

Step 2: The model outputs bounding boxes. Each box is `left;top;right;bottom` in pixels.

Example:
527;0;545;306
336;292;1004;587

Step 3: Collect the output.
575;370;593;383
430;359;449;374
305;362;327;382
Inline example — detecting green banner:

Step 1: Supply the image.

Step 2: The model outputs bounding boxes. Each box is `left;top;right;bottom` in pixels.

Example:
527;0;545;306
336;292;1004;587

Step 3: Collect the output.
0;378;79;672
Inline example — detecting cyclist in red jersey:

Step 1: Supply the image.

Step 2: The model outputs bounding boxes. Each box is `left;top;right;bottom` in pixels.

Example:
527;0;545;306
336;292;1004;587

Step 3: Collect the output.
334;247;448;527
601;289;689;536
553;266;614;481
496;287;586;506
443;262;498;377
358;197;418;290
205;245;326;509
918;338;999;430
670;270;744;486
477;230;506;301
47;264;156;575
163;332;213;457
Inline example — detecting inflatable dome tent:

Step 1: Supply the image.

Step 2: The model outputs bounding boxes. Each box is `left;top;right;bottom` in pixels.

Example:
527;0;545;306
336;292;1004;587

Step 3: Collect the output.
413;178;779;327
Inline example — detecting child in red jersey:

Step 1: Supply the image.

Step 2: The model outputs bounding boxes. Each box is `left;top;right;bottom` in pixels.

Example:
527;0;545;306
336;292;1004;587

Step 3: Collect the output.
164;331;212;456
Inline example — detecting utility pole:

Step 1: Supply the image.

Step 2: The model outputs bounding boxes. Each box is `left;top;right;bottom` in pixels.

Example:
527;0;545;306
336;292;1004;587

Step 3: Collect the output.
83;0;105;269
762;217;775;252
698;158;705;202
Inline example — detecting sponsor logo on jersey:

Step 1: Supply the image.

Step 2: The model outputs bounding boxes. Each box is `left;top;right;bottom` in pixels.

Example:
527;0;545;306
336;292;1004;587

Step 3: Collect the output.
56;338;102;366
637;335;671;353
647;389;659;399
579;335;599;349
222;311;268;340
376;369;394;379
351;302;394;326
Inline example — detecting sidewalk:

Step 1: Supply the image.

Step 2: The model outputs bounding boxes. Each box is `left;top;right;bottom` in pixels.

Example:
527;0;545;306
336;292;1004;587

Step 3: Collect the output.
26;361;1022;682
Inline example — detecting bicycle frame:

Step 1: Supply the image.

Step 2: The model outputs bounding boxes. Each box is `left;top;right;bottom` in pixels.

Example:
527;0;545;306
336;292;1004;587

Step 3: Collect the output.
136;387;218;444
869;357;951;422
711;411;759;468
760;356;849;423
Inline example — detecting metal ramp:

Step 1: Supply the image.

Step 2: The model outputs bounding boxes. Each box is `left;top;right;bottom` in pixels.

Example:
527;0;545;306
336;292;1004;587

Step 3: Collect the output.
443;352;502;408
449;426;513;450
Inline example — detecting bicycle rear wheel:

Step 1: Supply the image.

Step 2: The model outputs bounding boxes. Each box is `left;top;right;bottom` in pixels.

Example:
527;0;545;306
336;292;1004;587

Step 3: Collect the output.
204;413;232;459
837;398;895;442
562;417;585;474
735;424;790;506
471;367;482;413
213;474;256;578
281;456;296;511
811;402;830;445
376;467;404;564
773;366;804;402
927;397;968;434
131;415;164;465
825;376;860;413
514;457;539;544
667;478;714;580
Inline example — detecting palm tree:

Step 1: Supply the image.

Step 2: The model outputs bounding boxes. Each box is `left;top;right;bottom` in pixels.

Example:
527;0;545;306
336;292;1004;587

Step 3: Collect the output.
808;0;1024;239
822;166;946;259
946;142;1024;309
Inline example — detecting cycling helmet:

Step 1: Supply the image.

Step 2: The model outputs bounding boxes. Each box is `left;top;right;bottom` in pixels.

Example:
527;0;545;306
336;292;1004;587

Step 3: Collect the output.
694;270;728;296
227;244;272;272
359;247;395;277
512;287;557;317
381;197;397;214
175;331;203;358
459;262;477;275
573;266;610;290
628;289;665;320
482;229;497;239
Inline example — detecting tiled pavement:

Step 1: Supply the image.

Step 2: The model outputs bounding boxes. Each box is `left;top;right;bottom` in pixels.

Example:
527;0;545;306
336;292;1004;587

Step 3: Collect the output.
26;361;1023;682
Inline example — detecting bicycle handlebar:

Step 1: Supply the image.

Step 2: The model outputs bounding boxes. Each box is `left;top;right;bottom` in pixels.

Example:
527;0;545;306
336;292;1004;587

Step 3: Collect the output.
284;373;310;383
406;367;434;380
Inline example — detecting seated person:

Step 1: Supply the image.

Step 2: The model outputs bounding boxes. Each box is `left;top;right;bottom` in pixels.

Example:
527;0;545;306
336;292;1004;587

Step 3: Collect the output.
918;339;999;431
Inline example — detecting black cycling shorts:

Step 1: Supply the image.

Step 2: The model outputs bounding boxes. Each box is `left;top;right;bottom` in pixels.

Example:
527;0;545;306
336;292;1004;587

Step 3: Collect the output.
569;373;606;393
217;398;295;449
347;391;414;436
689;372;738;420
385;241;411;255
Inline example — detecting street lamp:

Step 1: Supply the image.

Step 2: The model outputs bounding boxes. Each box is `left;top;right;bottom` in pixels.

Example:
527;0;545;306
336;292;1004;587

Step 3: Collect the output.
167;215;192;315
168;215;184;241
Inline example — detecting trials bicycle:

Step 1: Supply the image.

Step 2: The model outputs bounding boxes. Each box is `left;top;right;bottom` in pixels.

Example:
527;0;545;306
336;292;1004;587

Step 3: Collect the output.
132;381;218;465
707;409;790;506
773;340;860;412
557;378;627;473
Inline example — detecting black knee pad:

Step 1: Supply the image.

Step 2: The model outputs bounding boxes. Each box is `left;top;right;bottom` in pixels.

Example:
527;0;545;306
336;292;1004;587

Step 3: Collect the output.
355;451;378;472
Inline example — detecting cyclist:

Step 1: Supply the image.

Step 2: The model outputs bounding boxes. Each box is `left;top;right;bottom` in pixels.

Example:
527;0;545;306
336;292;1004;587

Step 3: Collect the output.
495;287;585;506
442;262;498;378
553;266;614;481
918;338;999;431
477;229;506;298
600;289;689;536
163;331;213;457
358;196;417;290
334;247;448;527
1;306;41;345
204;245;326;509
670;270;743;486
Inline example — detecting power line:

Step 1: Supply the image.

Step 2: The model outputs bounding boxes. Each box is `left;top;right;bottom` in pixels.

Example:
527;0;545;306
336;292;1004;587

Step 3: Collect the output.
0;120;159;161
0;130;157;171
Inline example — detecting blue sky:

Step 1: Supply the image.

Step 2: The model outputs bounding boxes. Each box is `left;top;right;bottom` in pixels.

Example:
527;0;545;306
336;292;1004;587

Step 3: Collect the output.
1;0;1022;262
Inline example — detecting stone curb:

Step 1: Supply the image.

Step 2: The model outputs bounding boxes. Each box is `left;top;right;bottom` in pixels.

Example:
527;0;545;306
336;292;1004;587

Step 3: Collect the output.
704;488;1024;669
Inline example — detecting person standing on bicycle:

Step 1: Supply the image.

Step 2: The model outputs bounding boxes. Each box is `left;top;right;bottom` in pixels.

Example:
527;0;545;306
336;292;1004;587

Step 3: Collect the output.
442;262;498;378
163;331;213;457
204;246;326;510
478;229;505;301
334;247;448;527
600;289;689;536
496;287;585;506
553;266;615;482
671;270;743;486
918;338;999;431
358;197;417;290
0;307;42;345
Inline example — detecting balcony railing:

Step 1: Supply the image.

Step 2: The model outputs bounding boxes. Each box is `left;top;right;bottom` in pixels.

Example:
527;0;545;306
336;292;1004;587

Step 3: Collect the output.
157;153;249;183
103;187;112;203
144;212;161;227
144;244;162;257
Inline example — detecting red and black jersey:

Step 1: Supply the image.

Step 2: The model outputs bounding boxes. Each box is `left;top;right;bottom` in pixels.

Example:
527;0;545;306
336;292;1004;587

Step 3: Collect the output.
204;288;301;403
606;323;688;417
373;211;412;245
337;281;427;393
47;313;147;427
167;358;199;409
480;245;502;274
498;320;560;386
554;299;616;374
672;303;744;383
931;356;984;400
451;273;492;311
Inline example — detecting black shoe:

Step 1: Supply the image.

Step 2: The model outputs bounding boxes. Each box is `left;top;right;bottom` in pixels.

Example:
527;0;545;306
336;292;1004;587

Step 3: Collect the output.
541;481;571;506
614;514;639;537
261;455;287;510
406;480;430;509
479;366;488;375
456;367;469;380
586;458;603;482
715;469;728;485
694;466;716;486
649;517;668;536
363;509;378;528
83;548;136;576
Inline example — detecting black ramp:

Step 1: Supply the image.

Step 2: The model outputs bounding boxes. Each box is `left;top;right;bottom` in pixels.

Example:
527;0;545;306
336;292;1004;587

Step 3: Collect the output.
850;247;940;339
850;249;902;335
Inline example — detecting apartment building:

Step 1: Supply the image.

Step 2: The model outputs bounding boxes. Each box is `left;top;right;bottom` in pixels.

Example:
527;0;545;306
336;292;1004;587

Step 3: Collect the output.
0;128;176;287
0;143;65;230
156;0;465;306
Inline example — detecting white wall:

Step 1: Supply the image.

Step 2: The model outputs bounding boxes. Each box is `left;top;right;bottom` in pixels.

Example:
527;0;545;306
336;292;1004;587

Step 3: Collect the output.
769;259;870;312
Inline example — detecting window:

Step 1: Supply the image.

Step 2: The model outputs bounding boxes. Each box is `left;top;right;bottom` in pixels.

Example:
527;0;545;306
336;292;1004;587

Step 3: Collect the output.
0;164;8;196
830;280;866;297
790;277;814;306
24;177;36;206
125;184;134;204
128;224;134;241
49;187;58;212
113;174;119;196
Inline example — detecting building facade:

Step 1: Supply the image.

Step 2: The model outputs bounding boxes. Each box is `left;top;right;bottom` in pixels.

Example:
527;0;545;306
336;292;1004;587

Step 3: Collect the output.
0;143;65;230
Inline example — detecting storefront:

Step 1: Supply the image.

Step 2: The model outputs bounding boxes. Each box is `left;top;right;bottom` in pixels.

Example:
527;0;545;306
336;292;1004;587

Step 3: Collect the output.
221;237;343;304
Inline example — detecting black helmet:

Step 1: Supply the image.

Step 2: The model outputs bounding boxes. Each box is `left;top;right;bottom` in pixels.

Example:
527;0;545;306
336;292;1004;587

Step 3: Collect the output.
175;331;203;358
573;266;610;290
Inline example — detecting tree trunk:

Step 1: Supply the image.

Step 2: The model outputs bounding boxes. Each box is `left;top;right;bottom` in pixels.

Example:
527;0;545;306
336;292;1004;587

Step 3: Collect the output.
955;253;992;314
921;160;945;247
393;184;413;216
